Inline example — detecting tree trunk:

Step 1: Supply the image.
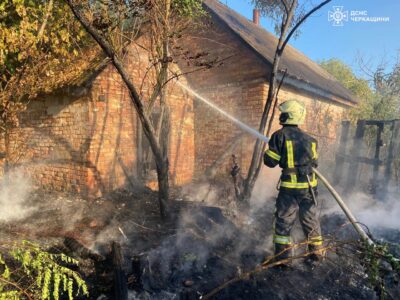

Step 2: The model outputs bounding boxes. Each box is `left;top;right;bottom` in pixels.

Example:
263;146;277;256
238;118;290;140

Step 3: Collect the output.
153;0;172;216
3;128;10;176
37;0;54;41
157;95;170;218
156;158;169;218
241;3;296;202
247;70;288;197
241;43;285;201
65;0;170;218
242;63;280;201
156;0;172;218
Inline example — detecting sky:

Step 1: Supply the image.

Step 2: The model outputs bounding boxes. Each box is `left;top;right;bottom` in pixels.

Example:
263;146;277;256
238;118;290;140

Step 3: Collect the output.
224;0;400;78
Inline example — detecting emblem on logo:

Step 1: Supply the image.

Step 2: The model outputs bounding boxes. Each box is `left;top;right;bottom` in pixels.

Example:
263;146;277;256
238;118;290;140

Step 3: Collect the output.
328;6;349;26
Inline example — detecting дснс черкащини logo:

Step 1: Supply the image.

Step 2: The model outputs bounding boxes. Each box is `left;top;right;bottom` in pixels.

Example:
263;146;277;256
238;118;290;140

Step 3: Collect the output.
328;6;390;26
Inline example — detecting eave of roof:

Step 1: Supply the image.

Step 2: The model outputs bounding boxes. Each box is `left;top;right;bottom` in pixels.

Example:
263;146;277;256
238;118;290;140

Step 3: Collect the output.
203;0;358;106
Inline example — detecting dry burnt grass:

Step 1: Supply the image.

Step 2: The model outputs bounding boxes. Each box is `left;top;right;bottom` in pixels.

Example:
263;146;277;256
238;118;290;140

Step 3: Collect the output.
0;183;399;300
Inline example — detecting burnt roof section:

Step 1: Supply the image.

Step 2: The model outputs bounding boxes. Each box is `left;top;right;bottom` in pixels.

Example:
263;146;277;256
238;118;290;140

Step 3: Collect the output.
204;0;358;106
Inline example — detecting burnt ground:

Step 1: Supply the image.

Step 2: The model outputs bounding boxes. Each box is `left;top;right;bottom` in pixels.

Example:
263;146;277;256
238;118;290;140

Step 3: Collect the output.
0;182;399;300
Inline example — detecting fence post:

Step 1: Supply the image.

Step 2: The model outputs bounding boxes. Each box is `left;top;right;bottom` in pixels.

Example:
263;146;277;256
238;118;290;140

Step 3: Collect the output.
383;120;400;199
333;121;350;184
371;123;384;194
345;120;365;193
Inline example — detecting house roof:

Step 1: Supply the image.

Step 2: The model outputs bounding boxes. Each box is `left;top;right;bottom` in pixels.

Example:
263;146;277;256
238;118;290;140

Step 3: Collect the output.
204;0;358;106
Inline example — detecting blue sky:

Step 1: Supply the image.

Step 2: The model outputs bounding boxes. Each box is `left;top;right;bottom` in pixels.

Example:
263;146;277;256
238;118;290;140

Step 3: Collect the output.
224;0;400;78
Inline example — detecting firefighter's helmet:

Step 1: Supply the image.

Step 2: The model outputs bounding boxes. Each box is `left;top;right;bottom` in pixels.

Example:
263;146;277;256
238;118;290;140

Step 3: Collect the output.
278;100;306;125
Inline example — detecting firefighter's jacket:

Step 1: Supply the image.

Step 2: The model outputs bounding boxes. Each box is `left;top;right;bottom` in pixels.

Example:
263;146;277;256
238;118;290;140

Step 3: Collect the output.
264;125;318;192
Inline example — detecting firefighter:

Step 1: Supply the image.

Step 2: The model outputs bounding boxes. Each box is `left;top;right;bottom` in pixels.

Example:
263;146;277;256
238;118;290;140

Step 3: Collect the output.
264;99;323;268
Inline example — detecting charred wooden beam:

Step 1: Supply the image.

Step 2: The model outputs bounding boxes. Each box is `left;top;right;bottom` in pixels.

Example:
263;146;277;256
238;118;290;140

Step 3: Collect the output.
127;255;142;290
364;120;397;125
345;120;365;193
111;242;128;300
63;237;105;262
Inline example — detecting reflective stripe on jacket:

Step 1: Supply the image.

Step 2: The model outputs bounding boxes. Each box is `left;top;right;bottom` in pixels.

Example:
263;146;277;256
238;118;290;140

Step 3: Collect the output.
264;125;318;190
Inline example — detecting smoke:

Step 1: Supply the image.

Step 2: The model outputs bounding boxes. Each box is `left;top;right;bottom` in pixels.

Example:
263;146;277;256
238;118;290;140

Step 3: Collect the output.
357;195;400;230
0;170;35;222
180;181;220;205
139;170;278;293
178;167;289;254
317;150;400;232
323;190;400;231
140;203;266;294
249;167;281;208
90;216;126;252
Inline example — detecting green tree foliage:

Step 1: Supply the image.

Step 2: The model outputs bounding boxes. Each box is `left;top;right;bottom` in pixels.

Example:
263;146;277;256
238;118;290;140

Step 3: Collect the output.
0;241;88;300
0;0;93;100
0;0;96;171
364;63;400;121
173;0;204;16
319;59;373;104
319;58;400;121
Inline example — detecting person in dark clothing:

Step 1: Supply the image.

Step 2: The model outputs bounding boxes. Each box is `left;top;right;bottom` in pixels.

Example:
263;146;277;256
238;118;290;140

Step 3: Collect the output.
264;99;324;267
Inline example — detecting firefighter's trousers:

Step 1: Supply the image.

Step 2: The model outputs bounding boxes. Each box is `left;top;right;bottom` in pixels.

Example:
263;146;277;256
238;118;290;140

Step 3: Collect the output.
273;189;323;261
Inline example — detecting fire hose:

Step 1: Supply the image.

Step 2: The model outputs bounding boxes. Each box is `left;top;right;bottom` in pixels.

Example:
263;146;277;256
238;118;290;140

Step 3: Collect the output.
312;168;374;244
176;81;375;245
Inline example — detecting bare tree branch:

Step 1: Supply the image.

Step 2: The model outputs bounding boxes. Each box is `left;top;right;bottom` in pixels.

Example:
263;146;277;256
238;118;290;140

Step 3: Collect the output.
65;0;162;159
280;0;332;53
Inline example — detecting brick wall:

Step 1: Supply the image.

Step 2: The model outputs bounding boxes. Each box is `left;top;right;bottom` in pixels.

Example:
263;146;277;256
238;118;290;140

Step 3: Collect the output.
177;15;271;177
179;14;349;179
6;40;195;197
168;81;195;185
87;64;137;196
191;80;266;177
9;94;93;195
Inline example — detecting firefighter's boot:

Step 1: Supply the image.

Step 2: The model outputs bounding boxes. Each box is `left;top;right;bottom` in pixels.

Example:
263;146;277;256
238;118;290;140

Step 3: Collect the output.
273;243;293;269
304;237;324;269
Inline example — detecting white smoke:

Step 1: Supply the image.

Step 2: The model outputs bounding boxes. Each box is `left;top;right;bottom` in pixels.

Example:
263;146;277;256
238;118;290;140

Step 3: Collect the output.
249;166;281;208
327;191;400;230
180;181;219;205
0;170;35;222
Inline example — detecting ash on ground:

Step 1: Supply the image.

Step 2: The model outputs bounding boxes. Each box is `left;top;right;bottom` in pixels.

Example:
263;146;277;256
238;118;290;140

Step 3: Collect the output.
0;182;399;300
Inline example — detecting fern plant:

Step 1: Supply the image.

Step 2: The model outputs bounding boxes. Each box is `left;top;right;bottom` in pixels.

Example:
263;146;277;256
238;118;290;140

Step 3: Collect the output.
0;240;89;300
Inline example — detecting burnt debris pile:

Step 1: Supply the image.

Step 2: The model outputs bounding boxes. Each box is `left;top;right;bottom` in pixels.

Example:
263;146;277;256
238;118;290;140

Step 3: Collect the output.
126;205;399;300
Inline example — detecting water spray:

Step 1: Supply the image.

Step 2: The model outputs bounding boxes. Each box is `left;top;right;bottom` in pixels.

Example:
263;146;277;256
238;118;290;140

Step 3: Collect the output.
176;80;374;245
176;81;268;143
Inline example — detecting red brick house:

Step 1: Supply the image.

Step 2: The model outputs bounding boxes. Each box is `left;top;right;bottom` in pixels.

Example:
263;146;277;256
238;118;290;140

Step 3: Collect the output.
8;0;357;197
